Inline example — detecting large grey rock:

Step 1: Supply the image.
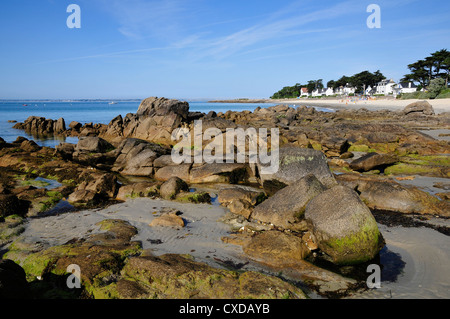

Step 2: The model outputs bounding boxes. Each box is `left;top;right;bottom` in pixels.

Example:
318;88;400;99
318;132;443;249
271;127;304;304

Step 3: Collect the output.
54;117;66;133
349;152;398;172
218;187;265;206
113;138;168;176
75;136;113;153
116;182;160;201
218;186;266;220
257;147;337;194
337;174;450;216
189;163;250;184
305;185;383;265
55;142;76;160
251;174;326;231
155;164;192;182
153;155;179;168
20;140;40;152
68;190;100;205
76;171;119;199
136;97;189;120
159;177;189;200
243;230;311;266
403;100;435;116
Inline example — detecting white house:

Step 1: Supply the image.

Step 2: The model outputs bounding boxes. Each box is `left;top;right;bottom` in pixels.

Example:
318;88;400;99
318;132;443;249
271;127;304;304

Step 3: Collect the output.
375;79;396;95
324;87;335;96
343;85;356;95
300;87;310;97
312;88;325;97
396;82;418;94
364;85;374;96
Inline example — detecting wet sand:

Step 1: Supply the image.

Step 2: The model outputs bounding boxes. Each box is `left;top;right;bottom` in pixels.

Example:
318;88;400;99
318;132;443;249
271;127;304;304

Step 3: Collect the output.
17;196;450;299
348;224;450;299
19;198;246;269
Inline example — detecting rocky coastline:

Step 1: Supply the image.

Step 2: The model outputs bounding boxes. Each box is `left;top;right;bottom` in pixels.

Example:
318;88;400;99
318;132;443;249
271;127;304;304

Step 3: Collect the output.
1;97;449;299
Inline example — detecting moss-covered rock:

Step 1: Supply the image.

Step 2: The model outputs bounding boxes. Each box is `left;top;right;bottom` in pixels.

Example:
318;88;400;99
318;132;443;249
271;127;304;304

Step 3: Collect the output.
305;185;383;265
119;254;307;299
337;174;450;216
5;219;142;298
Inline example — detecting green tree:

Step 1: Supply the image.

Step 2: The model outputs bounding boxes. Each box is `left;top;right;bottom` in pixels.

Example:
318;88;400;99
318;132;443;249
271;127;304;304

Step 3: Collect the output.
351;71;384;93
270;83;303;99
402;49;450;88
427;78;445;99
306;80;317;94
334;76;352;89
327;80;336;89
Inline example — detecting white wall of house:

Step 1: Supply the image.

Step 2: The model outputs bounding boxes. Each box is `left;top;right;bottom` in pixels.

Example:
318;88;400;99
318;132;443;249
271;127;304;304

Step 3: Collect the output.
376;79;396;95
398;82;417;94
325;88;334;96
343;86;356;95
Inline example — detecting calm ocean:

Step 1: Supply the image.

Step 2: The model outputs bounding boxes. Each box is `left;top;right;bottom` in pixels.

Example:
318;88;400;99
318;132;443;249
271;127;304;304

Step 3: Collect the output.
0;100;279;148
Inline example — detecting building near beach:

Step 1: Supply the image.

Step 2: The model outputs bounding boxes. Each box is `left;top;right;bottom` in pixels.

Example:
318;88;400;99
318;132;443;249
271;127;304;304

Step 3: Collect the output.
396;82;418;94
300;87;310;97
375;79;396;95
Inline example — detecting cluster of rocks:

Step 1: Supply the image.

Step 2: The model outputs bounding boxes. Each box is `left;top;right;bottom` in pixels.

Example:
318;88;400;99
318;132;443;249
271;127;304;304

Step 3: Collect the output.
1;97;449;299
13;116;66;137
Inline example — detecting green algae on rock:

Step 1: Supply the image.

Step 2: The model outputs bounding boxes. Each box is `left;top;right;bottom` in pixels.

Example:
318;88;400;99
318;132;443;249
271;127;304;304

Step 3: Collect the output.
305;185;383;265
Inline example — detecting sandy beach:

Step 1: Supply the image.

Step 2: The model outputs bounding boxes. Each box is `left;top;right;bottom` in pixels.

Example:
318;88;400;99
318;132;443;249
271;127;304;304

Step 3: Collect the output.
265;98;450;114
17;196;450;299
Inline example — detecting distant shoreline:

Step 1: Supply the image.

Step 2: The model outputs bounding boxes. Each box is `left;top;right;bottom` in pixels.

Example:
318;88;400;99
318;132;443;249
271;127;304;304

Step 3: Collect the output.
210;97;450;114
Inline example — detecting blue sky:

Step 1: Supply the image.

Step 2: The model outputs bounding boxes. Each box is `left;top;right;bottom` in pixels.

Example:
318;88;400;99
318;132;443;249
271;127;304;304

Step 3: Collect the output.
0;0;449;100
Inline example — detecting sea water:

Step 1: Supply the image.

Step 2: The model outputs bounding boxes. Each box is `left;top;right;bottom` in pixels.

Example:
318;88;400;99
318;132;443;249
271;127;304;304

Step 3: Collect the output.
0;100;332;148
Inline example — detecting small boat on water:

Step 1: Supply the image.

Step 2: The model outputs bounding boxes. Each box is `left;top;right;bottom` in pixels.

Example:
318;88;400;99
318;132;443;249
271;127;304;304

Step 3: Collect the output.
22;104;28;106
108;101;117;105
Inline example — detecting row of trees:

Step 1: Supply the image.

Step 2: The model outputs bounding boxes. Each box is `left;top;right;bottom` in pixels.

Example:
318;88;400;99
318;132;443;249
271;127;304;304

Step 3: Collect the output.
401;49;450;89
270;70;385;99
271;49;449;99
327;70;385;93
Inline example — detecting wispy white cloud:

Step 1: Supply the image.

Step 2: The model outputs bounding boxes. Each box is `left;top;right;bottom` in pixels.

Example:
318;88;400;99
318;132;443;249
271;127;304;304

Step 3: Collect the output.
100;0;188;39
185;0;362;61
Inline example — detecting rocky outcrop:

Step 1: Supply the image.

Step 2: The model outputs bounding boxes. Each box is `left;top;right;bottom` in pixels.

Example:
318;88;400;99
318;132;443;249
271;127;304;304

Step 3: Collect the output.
119;254;306;299
136;97;189;120
218;186;266;219
13;116;66;136
257;147;337;194
99;97;190;146
305;185;383;265
243;230;311;265
251;174;326;231
149;210;185;229
154;164;192;182
189;163;250;184
116;182;159;201
349;152;398;172
68;171;119;206
75;136;113;153
159;177;189;200
337;174;450;216
403;100;435;116
112;138;169;176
